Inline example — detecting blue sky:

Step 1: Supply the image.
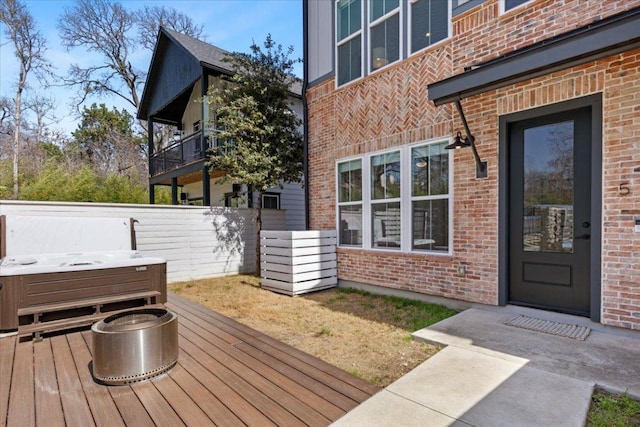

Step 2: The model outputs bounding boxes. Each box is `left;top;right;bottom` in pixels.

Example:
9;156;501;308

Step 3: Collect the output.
0;0;303;136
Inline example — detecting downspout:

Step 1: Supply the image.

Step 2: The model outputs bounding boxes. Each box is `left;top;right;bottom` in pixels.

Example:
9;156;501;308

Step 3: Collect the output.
302;0;310;230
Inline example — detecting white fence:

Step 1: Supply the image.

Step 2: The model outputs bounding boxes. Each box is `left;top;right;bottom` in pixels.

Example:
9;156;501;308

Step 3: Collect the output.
260;230;337;295
0;200;286;283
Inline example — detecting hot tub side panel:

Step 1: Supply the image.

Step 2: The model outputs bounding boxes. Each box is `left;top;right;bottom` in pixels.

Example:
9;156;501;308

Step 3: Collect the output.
0;262;167;331
0;275;20;331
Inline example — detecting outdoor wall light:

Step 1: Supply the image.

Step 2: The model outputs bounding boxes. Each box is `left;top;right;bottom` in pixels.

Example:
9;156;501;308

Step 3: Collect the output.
444;100;488;179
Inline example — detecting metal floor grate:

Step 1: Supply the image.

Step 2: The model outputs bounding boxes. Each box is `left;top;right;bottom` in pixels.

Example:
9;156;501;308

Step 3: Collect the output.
504;315;591;340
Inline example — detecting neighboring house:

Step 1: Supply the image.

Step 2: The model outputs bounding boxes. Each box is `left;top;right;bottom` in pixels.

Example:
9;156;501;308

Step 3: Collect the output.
138;27;305;231
304;0;640;330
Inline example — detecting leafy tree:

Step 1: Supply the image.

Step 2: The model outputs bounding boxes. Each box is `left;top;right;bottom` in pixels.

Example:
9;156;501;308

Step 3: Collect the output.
0;0;51;198
206;35;303;272
71;103;146;180
19;162;164;204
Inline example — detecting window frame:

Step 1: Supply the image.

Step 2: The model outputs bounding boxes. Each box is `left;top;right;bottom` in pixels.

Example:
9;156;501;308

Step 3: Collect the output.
367;0;402;75
335;0;364;88
408;0;452;57
336;157;364;247
499;0;535;14
336;138;454;255
261;192;281;210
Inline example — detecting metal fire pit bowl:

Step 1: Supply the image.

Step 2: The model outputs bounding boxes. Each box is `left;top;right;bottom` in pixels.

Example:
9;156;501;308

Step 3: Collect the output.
92;308;178;385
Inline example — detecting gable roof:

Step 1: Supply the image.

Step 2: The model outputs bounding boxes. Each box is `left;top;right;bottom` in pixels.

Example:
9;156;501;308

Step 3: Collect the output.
161;27;231;73
138;27;302;122
137;27;234;122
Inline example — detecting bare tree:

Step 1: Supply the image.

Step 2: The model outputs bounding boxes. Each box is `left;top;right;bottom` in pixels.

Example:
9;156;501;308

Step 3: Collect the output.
136;5;205;50
58;0;206;112
0;0;50;198
58;0;141;110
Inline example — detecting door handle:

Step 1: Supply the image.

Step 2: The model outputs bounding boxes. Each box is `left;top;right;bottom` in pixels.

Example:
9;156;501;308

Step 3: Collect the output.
575;233;590;240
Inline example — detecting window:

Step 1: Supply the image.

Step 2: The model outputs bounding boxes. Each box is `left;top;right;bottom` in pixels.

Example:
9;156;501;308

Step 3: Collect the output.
411;142;449;251
503;0;531;12
336;0;363;86
337;140;452;253
262;193;280;209
371;151;401;249
369;0;400;72
224;191;240;207
410;0;449;54
337;159;363;246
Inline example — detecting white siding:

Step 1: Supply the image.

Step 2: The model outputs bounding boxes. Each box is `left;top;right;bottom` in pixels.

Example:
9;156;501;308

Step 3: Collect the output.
307;0;334;83
0;200;285;283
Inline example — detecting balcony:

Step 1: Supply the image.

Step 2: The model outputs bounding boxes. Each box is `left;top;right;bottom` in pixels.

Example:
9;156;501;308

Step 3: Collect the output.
150;131;212;176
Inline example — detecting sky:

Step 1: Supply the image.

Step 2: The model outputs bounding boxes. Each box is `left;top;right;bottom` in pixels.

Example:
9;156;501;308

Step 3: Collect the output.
0;0;303;136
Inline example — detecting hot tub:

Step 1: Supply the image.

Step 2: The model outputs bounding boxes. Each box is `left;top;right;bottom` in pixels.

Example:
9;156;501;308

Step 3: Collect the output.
0;250;167;332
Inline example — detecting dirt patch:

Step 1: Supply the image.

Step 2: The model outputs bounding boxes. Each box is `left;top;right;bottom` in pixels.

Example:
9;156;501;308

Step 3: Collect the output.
170;275;456;387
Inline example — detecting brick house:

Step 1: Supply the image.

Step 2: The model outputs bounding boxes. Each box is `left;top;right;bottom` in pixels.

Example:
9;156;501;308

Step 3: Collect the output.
303;0;640;330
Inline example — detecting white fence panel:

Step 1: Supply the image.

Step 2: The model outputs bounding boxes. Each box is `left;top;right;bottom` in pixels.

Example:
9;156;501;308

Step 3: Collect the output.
260;230;337;295
0;200;286;283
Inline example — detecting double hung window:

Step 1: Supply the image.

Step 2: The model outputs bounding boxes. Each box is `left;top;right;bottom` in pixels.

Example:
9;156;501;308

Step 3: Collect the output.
409;0;449;54
337;159;363;246
369;0;400;71
337;140;451;253
337;0;363;86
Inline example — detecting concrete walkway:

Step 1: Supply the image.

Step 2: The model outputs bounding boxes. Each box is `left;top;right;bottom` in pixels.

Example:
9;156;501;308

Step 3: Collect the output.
332;305;640;427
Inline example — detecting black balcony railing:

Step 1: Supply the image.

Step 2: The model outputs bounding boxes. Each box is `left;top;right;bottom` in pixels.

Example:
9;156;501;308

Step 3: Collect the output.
150;131;214;176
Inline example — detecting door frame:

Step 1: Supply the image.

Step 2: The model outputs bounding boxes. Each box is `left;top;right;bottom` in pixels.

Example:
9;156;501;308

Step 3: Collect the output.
498;94;602;322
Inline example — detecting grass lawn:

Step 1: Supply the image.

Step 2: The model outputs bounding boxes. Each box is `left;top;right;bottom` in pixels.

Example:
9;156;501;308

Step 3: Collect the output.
587;389;640;427
170;274;456;386
171;274;639;423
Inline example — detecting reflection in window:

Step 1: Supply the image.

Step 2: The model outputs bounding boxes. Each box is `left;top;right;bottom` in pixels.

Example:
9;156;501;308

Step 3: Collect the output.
372;202;401;249
337;159;363;246
369;0;400;71
412;199;448;251
340;205;363;246
338;159;362;203
371;151;400;200
336;140;451;253
523;121;574;253
337;0;362;86
410;0;449;53
411;142;449;252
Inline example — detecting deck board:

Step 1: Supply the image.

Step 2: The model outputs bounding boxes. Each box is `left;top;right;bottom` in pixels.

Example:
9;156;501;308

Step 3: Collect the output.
0;336;16;427
1;293;380;426
33;340;65;427
50;335;96;427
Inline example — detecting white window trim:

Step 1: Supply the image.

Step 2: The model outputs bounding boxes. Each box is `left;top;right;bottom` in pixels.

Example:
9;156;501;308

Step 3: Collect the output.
336;137;454;255
499;0;535;15
336;157;365;247
367;2;402;75
262;192;280;209
335;0;364;88
408;0;452;57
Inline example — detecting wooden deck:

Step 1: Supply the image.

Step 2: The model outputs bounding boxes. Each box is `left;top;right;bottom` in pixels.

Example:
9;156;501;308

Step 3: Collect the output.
0;293;380;427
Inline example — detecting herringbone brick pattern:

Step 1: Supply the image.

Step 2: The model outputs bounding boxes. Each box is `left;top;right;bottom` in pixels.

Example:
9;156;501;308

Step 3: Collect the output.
306;0;640;328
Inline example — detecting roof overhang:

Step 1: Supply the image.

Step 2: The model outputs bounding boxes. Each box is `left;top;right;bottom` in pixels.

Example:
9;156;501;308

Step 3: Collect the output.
428;7;640;106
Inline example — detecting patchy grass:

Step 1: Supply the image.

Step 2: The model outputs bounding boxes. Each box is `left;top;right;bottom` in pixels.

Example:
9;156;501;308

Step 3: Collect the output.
587;390;640;427
171;274;456;387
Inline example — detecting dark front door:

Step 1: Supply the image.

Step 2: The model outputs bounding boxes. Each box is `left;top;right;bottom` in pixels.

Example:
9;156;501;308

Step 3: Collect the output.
509;107;591;315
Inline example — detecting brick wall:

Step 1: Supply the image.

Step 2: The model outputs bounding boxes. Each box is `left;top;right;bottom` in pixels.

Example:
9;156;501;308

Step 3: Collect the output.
306;0;640;328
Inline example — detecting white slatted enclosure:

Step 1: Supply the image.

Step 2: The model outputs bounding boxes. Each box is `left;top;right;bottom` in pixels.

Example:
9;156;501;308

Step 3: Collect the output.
0;200;286;283
260;230;337;296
